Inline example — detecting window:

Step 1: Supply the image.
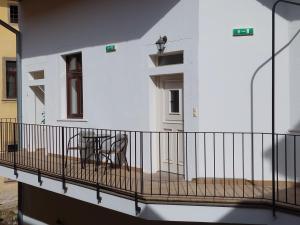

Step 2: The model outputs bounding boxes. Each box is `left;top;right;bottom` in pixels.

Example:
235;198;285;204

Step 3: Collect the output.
9;4;19;24
158;53;183;66
151;51;184;67
5;61;17;99
66;53;83;118
169;90;180;114
30;71;45;80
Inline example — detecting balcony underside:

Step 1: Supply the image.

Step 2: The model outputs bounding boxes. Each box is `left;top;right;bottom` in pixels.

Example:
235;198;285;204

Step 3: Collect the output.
0;150;299;212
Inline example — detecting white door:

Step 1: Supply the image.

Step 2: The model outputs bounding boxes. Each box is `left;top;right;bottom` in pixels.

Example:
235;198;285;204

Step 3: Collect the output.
30;85;45;124
159;76;184;174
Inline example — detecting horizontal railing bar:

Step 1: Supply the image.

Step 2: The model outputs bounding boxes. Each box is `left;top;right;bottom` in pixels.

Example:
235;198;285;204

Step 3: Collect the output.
1;121;300;136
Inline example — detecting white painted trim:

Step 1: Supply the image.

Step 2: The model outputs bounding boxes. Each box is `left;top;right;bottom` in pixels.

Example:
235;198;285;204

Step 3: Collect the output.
288;130;300;134
57;119;88;123
0;165;300;224
28;80;45;87
23;215;48;225
141;204;300;225
0;165;142;217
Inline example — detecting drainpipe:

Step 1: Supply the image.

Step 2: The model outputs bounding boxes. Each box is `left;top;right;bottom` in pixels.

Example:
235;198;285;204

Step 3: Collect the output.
272;0;300;217
0;19;22;123
0;19;23;224
18;182;24;225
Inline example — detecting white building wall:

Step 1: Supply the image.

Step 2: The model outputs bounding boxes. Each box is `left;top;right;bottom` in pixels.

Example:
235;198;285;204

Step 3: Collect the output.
289;5;300;132
192;0;298;181
19;0;300;181
7;1;300;224
20;0;200;132
198;0;291;133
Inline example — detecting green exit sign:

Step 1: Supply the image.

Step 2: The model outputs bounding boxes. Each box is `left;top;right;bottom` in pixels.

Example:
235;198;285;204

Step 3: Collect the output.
233;28;254;37
106;45;116;53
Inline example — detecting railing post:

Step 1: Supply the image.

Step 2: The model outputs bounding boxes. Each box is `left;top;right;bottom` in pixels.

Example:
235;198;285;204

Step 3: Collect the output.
38;169;43;186
140;132;144;194
13;123;18;178
61;127;67;192
96;183;102;204
272;3;277;217
135;192;141;215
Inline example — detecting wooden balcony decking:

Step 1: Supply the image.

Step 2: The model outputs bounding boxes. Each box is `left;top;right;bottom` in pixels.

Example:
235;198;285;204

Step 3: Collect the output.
0;149;300;211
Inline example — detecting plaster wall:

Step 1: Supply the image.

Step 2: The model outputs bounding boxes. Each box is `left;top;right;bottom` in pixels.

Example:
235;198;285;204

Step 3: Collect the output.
0;0;17;119
19;0;300;183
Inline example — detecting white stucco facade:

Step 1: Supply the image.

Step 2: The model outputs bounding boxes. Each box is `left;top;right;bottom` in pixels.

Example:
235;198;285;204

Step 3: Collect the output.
19;0;300;133
20;0;199;131
18;0;300;180
6;0;300;224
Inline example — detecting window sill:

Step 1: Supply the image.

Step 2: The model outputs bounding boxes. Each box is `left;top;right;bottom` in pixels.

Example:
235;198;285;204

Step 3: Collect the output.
8;23;19;28
57;119;88;123
288;130;300;134
2;98;17;102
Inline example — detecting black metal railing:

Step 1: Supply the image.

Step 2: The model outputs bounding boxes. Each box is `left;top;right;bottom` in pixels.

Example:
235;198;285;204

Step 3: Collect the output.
0;122;299;211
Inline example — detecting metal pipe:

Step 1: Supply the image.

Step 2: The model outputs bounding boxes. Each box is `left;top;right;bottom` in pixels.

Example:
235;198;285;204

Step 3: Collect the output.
18;182;23;225
272;0;300;217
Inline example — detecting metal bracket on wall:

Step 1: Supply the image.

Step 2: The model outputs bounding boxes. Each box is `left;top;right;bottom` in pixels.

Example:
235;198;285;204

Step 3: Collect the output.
96;184;102;204
37;170;43;186
135;192;141;215
62;178;68;193
14;167;18;178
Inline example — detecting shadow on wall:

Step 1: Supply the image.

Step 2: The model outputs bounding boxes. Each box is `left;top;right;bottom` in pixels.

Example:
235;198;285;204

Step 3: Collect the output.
21;0;180;58
217;2;300;224
213;124;300;223
250;28;300;133
263;122;300;198
251;0;300;184
257;0;300;21
23;184;244;225
251;0;300;135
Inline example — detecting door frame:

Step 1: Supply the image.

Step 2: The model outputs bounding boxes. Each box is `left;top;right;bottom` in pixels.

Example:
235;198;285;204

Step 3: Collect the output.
150;73;185;175
152;74;184;132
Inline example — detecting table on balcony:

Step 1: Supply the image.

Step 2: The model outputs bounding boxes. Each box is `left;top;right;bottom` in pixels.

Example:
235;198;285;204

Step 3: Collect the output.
81;134;111;169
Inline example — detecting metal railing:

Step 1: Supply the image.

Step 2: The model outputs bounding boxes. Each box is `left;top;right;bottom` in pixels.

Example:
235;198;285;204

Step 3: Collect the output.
0;122;299;212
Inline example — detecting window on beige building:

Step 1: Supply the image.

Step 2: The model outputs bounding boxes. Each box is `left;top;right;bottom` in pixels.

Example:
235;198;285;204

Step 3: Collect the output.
8;3;19;24
5;61;17;99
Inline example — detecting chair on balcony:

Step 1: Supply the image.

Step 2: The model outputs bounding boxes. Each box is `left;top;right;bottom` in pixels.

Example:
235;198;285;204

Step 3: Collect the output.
97;133;129;173
65;131;96;169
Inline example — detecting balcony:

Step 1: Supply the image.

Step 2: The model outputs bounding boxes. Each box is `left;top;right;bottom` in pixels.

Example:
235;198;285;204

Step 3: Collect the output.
0;121;299;214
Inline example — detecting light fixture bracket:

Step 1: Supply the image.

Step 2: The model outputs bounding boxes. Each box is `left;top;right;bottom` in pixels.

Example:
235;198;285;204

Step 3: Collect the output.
155;36;168;54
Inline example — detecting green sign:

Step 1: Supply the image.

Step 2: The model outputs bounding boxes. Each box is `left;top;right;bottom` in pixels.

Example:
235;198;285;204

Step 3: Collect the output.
106;45;116;53
233;28;254;37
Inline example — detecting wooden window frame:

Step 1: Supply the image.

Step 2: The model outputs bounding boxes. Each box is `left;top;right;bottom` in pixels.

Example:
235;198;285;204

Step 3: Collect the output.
8;2;19;24
66;53;83;119
2;59;17;100
169;89;180;115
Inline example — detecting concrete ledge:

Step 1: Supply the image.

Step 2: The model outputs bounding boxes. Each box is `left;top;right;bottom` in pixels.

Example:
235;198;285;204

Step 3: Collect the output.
1;165;300;225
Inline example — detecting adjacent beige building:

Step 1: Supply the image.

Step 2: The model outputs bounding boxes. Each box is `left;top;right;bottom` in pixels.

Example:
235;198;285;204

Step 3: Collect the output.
0;0;18;119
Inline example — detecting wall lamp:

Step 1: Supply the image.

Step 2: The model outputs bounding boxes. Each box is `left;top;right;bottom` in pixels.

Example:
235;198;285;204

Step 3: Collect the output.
155;36;168;54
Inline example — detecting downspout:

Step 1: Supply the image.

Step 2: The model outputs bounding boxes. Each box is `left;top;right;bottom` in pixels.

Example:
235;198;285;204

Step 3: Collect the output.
18;182;24;225
272;0;300;217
